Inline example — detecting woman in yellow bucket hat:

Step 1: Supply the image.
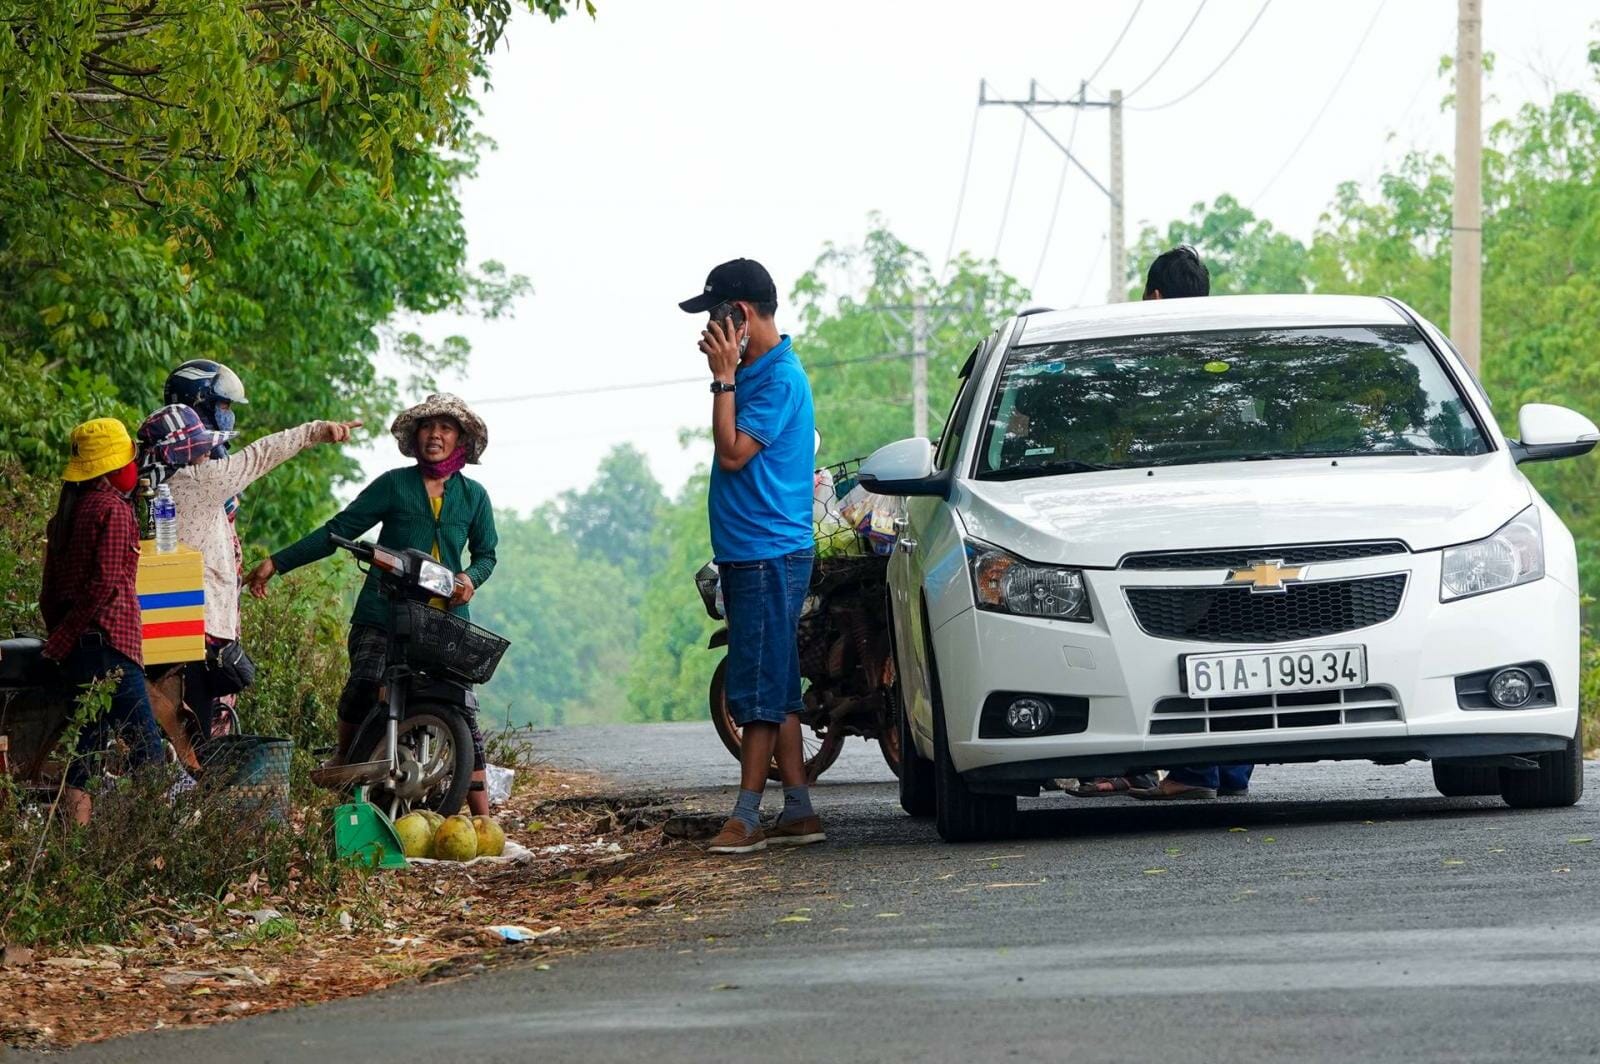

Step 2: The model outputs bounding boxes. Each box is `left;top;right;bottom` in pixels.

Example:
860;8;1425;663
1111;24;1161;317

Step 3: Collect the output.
41;418;166;824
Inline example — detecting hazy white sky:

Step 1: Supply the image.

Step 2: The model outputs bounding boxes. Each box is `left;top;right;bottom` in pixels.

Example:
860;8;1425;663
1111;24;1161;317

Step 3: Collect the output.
358;0;1598;513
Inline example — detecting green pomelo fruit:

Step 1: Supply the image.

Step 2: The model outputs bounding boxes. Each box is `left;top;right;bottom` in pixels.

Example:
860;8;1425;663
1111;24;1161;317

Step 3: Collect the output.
471;815;506;857
433;815;478;862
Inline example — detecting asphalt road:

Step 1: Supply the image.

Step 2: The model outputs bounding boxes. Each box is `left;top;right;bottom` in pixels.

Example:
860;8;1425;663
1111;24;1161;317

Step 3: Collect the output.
45;723;1600;1064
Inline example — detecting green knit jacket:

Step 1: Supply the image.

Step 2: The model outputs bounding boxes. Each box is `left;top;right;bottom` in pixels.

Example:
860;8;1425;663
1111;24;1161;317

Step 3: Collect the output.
271;467;498;631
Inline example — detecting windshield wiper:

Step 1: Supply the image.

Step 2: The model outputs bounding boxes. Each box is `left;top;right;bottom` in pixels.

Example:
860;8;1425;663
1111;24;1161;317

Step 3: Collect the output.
1238;446;1458;461
979;459;1112;481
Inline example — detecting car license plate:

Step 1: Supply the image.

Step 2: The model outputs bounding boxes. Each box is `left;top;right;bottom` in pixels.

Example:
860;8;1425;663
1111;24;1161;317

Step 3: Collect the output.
1184;645;1367;697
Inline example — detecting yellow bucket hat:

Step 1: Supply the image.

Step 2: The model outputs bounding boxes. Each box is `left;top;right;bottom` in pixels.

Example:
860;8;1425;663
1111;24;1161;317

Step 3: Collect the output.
63;418;136;483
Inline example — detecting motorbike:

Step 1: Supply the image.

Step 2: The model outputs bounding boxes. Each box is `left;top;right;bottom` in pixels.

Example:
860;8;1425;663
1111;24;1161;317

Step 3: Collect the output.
0;637;214;791
310;533;509;821
696;551;901;784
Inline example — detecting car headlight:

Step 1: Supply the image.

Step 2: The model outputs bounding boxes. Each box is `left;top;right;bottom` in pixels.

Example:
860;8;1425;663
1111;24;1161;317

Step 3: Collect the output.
1440;506;1544;601
966;540;1092;622
417;558;457;599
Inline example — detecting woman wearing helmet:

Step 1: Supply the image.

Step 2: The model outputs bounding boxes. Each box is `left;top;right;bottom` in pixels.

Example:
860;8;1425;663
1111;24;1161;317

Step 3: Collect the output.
137;404;361;745
164;359;249;447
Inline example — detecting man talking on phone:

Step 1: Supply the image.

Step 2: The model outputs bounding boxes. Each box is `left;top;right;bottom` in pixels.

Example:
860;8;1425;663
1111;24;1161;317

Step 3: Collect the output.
681;258;821;854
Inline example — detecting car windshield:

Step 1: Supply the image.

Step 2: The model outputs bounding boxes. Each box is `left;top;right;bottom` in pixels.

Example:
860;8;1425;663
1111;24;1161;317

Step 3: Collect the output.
974;325;1490;479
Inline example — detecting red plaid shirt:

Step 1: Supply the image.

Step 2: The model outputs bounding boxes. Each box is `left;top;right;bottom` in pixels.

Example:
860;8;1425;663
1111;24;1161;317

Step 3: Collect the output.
40;479;144;664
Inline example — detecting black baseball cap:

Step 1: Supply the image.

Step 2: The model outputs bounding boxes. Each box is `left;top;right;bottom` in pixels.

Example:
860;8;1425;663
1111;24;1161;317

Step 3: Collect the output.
679;258;778;314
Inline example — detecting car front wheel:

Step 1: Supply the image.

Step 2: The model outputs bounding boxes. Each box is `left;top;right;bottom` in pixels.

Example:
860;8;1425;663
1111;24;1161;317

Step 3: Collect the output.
923;605;1015;842
1498;731;1585;809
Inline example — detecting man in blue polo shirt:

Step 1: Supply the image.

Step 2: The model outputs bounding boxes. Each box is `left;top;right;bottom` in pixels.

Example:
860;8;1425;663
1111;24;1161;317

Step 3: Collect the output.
682;258;820;854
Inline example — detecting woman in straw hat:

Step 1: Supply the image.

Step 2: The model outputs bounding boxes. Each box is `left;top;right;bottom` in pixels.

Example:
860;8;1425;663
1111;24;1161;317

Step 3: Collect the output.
40;418;167;824
245;394;498;814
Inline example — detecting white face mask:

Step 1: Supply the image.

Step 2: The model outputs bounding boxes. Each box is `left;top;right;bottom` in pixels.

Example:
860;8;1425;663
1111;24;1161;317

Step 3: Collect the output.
737;330;750;357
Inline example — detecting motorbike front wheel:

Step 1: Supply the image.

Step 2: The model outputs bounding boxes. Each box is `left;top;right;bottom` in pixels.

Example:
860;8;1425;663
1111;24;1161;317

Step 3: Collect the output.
347;704;475;821
708;657;842;783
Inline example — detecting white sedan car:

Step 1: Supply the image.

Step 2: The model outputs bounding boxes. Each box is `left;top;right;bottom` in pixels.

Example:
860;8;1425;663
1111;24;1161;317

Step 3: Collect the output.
862;294;1597;842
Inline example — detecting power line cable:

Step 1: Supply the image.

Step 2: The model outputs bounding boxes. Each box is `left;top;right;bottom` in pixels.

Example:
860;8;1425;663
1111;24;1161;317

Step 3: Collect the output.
471;350;917;406
1250;0;1387;209
937;102;982;284
1073;233;1109;307
1084;0;1146;87
1121;0;1209;101
990;109;1030;260
1030;98;1085;294
1128;0;1272;111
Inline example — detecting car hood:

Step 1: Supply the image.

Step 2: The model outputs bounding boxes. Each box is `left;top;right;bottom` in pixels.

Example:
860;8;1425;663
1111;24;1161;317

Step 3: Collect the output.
955;455;1530;568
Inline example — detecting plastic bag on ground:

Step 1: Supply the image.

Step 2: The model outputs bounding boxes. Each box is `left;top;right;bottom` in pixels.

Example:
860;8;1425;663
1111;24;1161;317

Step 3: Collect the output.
486;763;514;806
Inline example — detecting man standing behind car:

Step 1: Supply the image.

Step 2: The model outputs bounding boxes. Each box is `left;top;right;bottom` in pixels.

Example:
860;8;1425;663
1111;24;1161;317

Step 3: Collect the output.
1130;246;1255;801
681;258;822;854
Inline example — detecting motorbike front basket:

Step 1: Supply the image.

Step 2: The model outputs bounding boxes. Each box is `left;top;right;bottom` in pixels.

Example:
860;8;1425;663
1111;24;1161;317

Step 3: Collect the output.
394;601;510;686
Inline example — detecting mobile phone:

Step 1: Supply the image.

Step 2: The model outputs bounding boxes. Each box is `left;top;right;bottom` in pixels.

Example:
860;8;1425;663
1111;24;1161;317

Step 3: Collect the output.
711;301;746;330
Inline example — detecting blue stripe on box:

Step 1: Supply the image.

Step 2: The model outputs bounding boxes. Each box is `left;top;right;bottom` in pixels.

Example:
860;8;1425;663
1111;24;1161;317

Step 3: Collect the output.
138;589;204;610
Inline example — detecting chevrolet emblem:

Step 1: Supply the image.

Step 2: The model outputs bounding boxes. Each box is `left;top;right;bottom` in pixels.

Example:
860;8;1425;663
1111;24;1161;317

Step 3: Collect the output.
1226;559;1305;594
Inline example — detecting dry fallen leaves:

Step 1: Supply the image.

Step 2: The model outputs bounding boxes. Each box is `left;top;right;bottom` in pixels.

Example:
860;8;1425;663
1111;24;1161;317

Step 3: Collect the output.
0;769;744;1053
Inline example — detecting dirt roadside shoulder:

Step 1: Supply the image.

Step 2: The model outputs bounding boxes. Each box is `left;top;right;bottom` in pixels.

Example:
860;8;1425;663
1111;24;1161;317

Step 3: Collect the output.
1;770;754;1052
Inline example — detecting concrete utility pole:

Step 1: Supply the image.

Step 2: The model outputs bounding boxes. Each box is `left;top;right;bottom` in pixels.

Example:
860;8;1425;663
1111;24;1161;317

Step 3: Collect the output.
878;298;965;439
979;80;1126;303
1108;89;1126;304
1450;0;1483;372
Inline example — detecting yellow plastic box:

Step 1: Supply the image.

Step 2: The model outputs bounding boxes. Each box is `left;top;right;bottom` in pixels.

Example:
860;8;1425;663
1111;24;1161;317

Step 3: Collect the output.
137;542;206;665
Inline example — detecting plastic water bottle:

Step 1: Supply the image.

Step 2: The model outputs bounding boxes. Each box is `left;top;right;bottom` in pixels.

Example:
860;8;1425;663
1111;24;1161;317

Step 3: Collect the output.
153;483;178;554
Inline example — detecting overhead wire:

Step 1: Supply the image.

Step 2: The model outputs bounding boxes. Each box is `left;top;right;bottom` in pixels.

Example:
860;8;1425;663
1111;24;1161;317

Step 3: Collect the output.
1121;0;1209;101
1084;0;1146;87
1128;0;1273;112
471;350;919;406
989;109;1030;260
1249;0;1387;209
937;102;982;284
1029;95;1085;294
1073;233;1109;307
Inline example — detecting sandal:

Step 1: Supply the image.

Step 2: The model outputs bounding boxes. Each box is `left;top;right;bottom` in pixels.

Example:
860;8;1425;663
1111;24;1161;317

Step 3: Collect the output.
1067;776;1134;798
1131;780;1217;801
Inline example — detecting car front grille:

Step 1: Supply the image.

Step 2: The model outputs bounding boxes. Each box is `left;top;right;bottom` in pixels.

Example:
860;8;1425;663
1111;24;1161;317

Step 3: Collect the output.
1119;540;1409;571
1125;574;1407;642
1149;685;1402;735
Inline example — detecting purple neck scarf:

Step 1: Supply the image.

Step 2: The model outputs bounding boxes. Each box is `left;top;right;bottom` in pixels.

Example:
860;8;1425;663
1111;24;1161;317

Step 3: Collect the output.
418;446;468;480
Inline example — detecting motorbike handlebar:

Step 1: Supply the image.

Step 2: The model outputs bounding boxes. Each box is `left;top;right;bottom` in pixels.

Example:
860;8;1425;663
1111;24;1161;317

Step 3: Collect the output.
328;533;375;559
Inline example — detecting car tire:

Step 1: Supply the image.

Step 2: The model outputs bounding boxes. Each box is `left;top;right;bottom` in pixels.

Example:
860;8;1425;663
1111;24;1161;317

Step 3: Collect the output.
896;681;936;818
1498;731;1585;809
1431;763;1501;797
923;601;1016;842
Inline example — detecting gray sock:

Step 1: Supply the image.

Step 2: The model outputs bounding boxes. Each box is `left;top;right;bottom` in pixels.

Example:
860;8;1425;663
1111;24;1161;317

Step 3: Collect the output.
731;788;763;830
779;785;814;824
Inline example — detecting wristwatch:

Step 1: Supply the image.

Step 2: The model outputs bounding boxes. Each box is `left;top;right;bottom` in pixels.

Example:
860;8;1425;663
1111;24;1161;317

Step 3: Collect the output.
710;380;736;394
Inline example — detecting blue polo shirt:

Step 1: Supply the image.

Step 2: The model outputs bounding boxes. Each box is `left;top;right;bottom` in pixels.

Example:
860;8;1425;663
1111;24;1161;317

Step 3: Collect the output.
709;336;816;563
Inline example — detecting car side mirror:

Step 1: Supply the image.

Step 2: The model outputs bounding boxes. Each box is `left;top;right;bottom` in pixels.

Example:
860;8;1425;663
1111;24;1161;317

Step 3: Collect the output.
1511;403;1599;464
860;437;950;498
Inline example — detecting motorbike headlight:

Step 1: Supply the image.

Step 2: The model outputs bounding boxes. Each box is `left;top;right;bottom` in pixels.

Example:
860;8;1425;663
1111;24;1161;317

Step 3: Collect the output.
417;558;457;599
1440;506;1544;601
966;540;1092;622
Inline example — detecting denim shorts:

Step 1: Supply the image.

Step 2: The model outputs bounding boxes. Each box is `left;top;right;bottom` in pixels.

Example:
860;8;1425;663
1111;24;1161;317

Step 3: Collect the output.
721;549;814;727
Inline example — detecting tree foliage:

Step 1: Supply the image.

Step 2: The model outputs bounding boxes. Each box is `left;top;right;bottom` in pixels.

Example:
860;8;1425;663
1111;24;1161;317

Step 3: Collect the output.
0;0;580;540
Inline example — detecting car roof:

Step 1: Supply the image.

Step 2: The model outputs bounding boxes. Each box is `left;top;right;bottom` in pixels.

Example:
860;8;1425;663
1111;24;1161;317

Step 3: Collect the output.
1015;293;1412;346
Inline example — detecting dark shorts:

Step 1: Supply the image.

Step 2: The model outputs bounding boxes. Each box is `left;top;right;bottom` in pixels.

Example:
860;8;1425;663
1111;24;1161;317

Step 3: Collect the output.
721;550;814;727
339;623;485;770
